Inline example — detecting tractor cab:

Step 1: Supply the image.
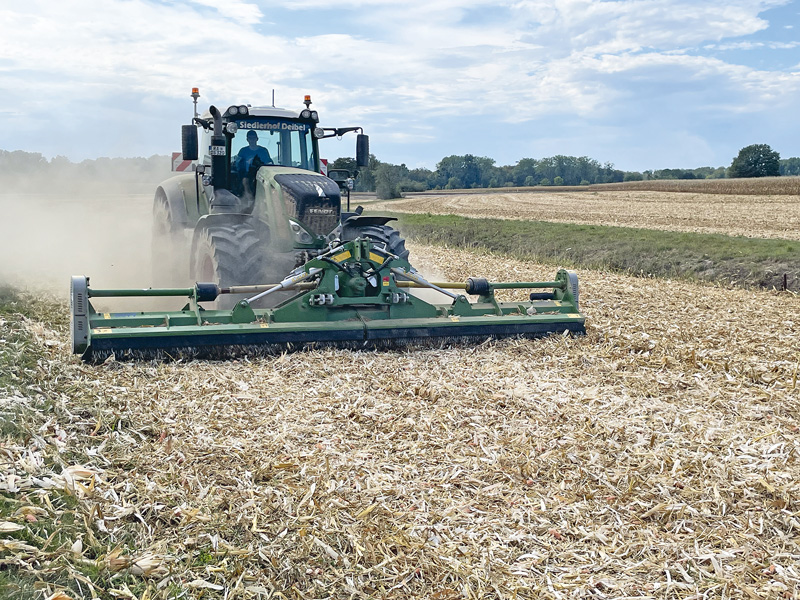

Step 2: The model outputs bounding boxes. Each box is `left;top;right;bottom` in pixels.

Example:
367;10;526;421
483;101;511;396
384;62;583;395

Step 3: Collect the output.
181;96;369;208
188;105;321;203
174;92;371;266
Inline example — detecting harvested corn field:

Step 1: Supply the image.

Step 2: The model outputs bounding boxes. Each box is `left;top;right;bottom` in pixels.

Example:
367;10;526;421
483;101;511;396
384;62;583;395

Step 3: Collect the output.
370;191;800;240
3;242;799;599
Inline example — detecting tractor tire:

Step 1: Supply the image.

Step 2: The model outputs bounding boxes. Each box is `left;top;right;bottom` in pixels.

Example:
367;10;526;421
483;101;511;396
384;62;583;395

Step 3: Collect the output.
191;223;269;309
343;224;410;261
151;194;189;287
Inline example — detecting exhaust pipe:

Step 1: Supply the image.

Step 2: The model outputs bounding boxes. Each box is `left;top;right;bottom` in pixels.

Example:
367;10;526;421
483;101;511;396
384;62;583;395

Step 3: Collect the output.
209;105;228;191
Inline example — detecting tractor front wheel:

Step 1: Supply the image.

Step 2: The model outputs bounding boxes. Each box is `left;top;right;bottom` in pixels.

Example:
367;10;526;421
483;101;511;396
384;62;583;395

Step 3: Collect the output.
343;224;410;261
191;223;268;309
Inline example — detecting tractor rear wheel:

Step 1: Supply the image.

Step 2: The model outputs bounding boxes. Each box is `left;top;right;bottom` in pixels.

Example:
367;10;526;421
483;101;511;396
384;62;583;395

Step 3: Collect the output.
151;195;188;286
343;224;410;261
191;223;269;309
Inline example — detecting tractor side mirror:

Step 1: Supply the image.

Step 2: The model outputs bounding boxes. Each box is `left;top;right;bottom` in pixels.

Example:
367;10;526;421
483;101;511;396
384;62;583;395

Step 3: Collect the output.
356;134;369;168
182;125;198;161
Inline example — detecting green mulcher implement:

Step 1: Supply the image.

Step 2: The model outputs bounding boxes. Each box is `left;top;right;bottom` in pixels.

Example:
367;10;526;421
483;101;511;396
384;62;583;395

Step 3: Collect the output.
70;90;585;362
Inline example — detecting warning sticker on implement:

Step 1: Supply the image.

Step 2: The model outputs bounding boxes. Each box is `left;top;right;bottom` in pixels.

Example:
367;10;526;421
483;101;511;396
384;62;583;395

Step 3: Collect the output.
333;251;352;262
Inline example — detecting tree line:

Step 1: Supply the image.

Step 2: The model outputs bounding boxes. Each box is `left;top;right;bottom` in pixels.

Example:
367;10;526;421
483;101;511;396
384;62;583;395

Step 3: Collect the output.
2;143;798;199
332;143;800;199
0;150;171;193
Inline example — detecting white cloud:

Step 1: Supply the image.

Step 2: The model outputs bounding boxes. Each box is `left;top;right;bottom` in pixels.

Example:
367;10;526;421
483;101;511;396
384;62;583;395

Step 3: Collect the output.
0;0;798;168
708;40;800;50
188;0;263;24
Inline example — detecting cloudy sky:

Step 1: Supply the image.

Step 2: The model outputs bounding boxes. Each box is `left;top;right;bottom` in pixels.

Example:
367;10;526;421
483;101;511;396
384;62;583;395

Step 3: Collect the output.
1;0;798;171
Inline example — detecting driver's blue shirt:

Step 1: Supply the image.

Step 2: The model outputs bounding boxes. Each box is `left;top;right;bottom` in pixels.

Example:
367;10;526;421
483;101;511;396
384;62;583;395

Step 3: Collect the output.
236;145;272;172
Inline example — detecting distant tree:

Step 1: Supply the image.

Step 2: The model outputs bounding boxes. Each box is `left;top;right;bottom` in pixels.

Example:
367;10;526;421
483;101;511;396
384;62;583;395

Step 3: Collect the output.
654;167;712;180
473;156;498;187
0;149;48;173
513;158;538;186
693;166;723;179
550;155;583;185
576;156;602;184
398;180;427;193
729;144;780;178
710;167;727;179
407;167;435;188
780;157;800;176
436;154;482;188
537;157;557;183
598;162;624;183
363;154;383;191
624;172;643;181
375;163;409;199
445;176;462;190
540;178;551;186
330;157;357;174
553;176;564;186
524;175;536;187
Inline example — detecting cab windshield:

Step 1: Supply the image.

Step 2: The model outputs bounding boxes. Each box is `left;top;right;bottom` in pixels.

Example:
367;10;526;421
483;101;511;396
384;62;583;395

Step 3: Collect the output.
229;118;316;175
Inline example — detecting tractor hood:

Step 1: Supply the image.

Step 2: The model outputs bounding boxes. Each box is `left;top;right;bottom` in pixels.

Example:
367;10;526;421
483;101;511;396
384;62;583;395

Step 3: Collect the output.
274;173;341;236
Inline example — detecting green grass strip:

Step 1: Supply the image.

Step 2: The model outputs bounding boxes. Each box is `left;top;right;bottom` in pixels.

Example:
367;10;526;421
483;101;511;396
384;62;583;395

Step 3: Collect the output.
388;212;800;290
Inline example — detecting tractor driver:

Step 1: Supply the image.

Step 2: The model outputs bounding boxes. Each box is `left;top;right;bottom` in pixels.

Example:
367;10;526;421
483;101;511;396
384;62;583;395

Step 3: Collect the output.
235;130;272;173
235;129;273;199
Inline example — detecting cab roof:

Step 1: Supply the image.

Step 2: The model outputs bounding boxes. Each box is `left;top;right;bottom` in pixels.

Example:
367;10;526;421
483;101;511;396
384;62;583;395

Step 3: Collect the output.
200;106;302;120
248;106;300;119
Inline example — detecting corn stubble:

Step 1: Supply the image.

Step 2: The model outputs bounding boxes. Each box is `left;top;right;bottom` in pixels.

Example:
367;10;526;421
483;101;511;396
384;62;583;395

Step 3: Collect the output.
1;242;799;599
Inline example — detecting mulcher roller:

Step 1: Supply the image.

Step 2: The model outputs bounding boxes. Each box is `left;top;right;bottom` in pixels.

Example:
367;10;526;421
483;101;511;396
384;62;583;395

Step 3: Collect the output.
71;238;585;362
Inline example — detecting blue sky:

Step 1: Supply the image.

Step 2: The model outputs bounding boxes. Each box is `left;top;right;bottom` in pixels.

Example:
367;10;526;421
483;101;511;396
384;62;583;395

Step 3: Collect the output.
1;0;798;171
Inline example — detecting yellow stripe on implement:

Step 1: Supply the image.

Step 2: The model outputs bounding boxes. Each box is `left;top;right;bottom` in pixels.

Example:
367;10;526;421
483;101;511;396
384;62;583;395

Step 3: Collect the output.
333;250;352;262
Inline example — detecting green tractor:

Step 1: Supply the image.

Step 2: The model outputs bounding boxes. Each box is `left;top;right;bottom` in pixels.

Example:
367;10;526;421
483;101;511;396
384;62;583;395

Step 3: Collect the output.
152;90;406;306
64;88;588;361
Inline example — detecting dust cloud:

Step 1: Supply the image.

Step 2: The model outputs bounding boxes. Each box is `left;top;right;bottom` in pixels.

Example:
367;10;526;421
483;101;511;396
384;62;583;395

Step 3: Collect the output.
0;191;154;290
0;180;458;312
0;180;186;312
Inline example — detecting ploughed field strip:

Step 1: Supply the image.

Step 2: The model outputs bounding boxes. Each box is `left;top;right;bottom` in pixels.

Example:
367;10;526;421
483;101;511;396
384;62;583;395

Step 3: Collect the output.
7;243;800;598
371;190;800;240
